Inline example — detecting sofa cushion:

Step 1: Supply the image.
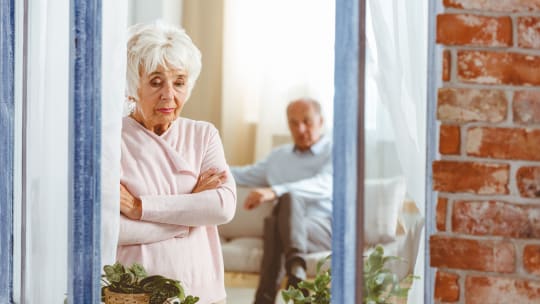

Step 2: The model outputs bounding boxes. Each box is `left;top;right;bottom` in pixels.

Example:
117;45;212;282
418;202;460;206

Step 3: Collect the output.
364;176;406;246
219;186;275;239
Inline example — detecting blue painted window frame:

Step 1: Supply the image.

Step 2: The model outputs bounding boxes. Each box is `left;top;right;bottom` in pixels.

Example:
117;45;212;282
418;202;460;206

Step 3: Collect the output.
67;0;102;303
332;0;364;302
0;0;15;300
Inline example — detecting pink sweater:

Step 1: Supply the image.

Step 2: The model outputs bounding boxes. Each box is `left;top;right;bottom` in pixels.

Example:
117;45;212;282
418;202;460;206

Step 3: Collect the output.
117;116;236;304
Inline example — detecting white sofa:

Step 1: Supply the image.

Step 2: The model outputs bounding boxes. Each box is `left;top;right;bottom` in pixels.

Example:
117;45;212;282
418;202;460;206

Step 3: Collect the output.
219;182;424;286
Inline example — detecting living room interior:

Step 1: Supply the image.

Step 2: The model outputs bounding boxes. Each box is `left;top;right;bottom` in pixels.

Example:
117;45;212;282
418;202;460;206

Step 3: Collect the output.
127;0;428;303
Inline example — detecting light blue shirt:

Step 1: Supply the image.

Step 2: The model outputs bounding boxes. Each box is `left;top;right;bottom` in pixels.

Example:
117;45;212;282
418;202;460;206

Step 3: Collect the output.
231;135;332;218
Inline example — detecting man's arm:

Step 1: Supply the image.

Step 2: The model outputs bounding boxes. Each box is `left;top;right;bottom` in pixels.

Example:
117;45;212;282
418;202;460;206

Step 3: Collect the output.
271;158;333;200
230;157;270;187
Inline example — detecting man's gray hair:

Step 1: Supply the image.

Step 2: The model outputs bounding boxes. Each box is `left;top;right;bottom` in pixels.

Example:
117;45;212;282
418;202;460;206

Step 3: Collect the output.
287;97;323;116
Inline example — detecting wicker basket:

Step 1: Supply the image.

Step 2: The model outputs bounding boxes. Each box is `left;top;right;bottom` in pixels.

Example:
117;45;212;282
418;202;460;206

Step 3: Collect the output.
103;288;150;304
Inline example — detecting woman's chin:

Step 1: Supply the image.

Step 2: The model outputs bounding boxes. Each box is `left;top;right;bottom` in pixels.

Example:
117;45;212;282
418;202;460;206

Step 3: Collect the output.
156;112;178;121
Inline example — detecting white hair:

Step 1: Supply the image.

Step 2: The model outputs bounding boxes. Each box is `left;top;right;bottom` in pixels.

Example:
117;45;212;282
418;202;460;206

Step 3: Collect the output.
125;21;202;103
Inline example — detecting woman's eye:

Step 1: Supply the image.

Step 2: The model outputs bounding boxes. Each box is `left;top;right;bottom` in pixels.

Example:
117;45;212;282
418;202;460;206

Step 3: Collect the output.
150;79;162;87
175;81;185;87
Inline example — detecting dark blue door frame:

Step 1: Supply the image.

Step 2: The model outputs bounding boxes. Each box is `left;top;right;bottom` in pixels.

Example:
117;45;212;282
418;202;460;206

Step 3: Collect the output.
0;0;15;300
67;0;102;303
332;0;364;303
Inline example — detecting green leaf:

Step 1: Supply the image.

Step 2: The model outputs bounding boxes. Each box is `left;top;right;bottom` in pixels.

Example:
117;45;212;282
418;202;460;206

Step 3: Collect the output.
316;254;331;273
122;272;137;285
128;263;148;280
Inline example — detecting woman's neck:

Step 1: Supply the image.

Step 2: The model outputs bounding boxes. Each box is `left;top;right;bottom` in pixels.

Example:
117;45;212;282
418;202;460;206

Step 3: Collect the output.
129;112;170;136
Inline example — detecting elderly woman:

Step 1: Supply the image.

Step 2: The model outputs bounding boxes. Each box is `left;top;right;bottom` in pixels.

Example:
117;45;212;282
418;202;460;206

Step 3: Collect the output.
117;22;236;304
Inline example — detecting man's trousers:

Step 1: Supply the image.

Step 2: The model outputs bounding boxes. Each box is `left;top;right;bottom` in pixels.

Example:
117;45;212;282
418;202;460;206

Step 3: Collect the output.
253;193;332;304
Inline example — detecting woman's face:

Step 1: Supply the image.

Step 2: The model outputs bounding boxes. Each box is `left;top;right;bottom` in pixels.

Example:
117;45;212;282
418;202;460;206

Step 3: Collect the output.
132;64;188;135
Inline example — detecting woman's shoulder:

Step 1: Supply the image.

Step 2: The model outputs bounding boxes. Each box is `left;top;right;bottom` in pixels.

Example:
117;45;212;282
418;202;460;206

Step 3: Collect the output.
176;117;219;135
177;117;216;129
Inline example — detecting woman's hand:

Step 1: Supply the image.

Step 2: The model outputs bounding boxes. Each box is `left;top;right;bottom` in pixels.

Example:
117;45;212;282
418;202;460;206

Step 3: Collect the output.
192;168;227;193
120;183;142;220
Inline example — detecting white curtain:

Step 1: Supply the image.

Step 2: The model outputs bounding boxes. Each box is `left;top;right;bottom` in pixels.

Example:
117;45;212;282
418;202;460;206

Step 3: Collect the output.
101;0;127;268
222;0;335;160
366;0;427;303
22;0;69;302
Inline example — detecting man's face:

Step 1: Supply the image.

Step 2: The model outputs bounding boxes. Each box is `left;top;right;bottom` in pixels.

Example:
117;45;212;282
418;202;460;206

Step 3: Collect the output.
287;101;323;151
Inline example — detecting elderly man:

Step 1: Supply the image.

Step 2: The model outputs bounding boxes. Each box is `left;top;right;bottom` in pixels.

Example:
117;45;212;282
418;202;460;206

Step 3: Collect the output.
231;97;332;304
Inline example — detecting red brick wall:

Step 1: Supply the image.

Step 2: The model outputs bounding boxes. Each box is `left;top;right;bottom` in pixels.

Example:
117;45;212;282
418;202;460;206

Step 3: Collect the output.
432;1;540;303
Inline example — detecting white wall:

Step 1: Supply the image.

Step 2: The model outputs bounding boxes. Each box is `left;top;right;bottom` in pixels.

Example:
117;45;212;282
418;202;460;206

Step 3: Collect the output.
128;0;183;26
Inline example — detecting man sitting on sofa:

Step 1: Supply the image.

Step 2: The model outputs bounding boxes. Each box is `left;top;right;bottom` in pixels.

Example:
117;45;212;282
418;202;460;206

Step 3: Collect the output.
230;97;332;304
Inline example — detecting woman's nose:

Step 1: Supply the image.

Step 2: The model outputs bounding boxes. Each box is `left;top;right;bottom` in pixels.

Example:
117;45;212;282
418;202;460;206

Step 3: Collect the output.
161;83;175;100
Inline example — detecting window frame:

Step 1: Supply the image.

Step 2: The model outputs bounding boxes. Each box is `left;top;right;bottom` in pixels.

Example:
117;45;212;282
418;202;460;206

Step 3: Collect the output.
0;0;16;300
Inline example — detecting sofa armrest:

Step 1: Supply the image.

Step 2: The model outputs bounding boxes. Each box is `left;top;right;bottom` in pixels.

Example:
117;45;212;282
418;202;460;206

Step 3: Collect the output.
219;186;275;239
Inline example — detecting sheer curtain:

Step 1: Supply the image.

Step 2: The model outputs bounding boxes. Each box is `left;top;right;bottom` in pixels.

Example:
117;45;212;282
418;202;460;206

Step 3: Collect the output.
365;0;427;303
222;0;335;161
101;0;127;268
22;1;69;302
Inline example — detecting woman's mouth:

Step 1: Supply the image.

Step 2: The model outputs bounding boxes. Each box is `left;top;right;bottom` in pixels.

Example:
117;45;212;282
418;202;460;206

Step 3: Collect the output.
157;108;175;114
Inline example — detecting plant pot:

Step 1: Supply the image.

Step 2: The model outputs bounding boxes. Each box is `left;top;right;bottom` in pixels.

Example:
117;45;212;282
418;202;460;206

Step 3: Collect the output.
103;287;151;304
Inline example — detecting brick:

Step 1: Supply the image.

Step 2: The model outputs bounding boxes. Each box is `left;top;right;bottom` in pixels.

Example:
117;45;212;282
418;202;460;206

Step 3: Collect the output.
433;160;509;194
430;235;515;273
437;197;448;231
513;91;540;124
517;167;540;198
444;0;540;12
443;49;451;82
518;17;540;49
440;125;460;155
466;276;540;303
437;14;512;47
435;271;460;302
457;51;540;86
524;245;540;275
452;200;540;238
437;88;507;123
466;127;540;161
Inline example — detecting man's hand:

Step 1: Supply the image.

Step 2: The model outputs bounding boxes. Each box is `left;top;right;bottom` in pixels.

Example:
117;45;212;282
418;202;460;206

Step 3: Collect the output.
120;183;142;220
193;168;227;193
244;187;277;210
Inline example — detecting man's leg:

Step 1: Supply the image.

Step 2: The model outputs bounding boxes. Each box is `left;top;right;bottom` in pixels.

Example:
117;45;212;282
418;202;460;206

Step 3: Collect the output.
306;216;332;253
254;216;283;304
275;193;309;285
276;194;333;284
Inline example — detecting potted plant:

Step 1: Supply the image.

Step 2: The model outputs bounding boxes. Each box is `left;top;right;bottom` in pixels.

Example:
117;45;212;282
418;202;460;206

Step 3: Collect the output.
101;262;199;304
281;245;418;304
